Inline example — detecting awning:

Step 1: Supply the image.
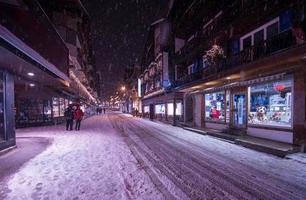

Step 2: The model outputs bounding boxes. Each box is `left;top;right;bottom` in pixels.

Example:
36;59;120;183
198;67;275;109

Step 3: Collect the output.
204;73;287;93
0;25;70;82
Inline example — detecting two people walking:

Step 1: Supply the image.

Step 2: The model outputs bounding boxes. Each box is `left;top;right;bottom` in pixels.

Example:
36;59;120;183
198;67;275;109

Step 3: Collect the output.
64;105;84;131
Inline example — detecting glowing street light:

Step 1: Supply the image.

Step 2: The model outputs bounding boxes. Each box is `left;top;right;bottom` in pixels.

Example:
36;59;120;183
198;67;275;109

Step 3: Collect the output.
121;86;126;91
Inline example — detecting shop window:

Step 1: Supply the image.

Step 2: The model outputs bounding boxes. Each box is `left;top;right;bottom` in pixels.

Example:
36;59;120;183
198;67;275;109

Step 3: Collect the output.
52;97;60;117
226;91;230;123
248;78;292;127
59;98;65;117
155;104;165;114
144;106;149;113
205;92;225;122
43;100;52;122
167;103;174;116
176;102;183;116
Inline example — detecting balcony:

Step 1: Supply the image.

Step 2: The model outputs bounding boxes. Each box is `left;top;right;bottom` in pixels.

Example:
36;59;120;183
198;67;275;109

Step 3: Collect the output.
174;29;298;87
174;69;203;87
227;29;296;68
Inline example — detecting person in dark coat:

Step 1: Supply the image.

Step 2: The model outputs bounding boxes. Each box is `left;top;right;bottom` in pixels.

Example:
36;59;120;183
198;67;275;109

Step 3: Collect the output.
74;107;84;131
64;106;74;131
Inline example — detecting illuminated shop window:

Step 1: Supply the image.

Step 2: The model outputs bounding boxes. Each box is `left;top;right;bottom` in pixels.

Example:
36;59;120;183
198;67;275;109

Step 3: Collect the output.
176;102;183;116
155;104;165;114
59;98;65;117
52;97;59;117
167;103;174;116
144;106;149;113
205;92;225;122
248;78;292;127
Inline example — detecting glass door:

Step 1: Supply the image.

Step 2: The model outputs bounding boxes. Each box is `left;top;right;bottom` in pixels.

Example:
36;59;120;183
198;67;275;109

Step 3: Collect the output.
232;93;247;128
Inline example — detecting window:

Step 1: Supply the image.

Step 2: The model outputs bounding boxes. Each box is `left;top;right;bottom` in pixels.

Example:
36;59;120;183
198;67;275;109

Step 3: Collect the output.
52;97;60;117
243;36;252;49
254;30;264;45
248;78;292;127
167;103;174;116
176;102;183;116
155;104;165;114
144;106;149;113
267;22;279;39
240;17;280;51
59;98;65;117
226;91;230;123
43;100;52;122
205;92;225;122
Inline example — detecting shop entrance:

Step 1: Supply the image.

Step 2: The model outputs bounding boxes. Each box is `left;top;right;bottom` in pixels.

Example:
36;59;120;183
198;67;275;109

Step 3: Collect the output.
149;104;154;120
231;92;247;129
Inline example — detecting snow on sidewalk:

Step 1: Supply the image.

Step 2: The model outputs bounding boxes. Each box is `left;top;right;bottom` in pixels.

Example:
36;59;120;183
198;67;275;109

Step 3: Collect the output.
4;115;164;200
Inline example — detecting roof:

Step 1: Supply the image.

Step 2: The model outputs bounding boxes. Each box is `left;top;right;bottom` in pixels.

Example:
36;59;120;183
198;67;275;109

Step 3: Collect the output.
0;25;70;82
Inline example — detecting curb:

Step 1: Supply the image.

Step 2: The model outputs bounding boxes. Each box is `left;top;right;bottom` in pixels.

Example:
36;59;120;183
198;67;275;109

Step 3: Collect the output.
183;127;298;157
0;145;17;157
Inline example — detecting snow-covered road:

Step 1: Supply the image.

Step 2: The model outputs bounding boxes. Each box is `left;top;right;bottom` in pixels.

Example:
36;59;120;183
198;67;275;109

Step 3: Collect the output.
1;113;306;200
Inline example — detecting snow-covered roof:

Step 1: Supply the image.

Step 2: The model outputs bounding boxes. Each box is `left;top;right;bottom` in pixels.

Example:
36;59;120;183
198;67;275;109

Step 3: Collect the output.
0;25;70;82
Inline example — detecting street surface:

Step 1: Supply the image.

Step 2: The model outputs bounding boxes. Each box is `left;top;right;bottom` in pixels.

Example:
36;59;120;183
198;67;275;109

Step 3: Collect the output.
1;112;306;200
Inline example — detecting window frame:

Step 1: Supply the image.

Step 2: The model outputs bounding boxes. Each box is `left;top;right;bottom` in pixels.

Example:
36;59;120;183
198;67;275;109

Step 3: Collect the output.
247;77;294;129
240;17;279;51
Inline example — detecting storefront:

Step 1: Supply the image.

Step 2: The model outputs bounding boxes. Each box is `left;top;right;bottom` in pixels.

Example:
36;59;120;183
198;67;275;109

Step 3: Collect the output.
141;92;184;123
0;71;15;151
203;74;294;143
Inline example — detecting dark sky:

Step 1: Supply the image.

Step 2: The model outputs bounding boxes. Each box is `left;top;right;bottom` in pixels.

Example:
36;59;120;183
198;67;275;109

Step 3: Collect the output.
83;0;169;100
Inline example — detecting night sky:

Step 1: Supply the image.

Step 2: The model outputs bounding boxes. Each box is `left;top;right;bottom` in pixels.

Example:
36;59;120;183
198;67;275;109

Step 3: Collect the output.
83;0;169;100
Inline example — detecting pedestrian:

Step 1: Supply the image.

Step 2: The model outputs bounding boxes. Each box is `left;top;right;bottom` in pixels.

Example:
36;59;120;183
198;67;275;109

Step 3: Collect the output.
64;105;74;131
74;107;84;131
103;107;106;114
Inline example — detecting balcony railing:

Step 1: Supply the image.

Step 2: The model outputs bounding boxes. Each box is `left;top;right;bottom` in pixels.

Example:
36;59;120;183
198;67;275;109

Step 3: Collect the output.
174;69;203;87
227;29;296;68
174;29;298;87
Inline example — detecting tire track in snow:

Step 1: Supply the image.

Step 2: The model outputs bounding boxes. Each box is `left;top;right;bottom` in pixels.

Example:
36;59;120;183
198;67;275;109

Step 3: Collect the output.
110;115;239;199
111;113;306;200
108;114;177;200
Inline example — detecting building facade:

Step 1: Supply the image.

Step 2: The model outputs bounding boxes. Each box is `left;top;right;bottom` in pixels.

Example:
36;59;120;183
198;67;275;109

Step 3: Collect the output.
38;0;100;105
139;19;184;124
0;0;71;149
167;0;306;147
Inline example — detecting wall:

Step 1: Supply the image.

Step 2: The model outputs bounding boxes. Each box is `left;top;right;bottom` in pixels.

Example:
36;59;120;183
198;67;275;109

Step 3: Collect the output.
194;94;204;128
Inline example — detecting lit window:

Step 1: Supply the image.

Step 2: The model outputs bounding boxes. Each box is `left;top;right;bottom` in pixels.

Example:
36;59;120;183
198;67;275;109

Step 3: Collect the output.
248;78;292;127
205;92;225;122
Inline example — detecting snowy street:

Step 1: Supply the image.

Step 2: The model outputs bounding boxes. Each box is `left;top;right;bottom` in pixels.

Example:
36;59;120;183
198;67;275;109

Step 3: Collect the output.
1;112;306;200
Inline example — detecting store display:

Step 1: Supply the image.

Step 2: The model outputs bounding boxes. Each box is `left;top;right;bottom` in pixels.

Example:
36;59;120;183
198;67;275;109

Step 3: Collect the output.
248;78;292;127
205;92;225;121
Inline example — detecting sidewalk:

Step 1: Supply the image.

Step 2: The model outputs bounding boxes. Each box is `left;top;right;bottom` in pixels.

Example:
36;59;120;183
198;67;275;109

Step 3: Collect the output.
183;127;300;157
0;136;51;182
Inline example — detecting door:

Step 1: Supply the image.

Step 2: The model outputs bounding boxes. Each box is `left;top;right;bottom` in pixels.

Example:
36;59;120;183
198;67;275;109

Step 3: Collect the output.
232;93;247;128
149;104;154;120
